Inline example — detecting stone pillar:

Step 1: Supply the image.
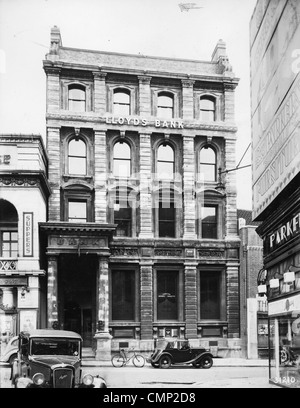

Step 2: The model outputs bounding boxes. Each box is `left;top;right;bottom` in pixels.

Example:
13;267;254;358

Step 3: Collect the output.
181;79;195;120
93;72;107;115
94;130;107;223
140;262;153;340
226;262;240;338
47;126;61;221
184;263;198;339
225;137;238;239
44;66;61;112
47;255;58;328
1;287;14;308
224;83;236;122
139;132;153;238
247;298;258;359
183;134;197;239
95;257;112;361
138;75;152;116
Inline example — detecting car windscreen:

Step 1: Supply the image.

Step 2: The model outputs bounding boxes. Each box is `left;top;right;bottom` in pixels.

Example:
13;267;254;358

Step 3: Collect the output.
30;338;80;356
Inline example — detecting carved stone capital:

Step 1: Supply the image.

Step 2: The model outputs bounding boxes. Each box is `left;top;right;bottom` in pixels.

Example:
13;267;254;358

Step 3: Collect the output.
181;79;195;88
138;75;152;84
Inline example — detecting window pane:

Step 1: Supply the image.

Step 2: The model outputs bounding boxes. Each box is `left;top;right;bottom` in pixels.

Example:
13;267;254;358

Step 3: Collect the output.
113;103;130;116
69;157;87;175
114;142;130;159
200;271;221;319
200;164;216;182
201;206;217;239
69;100;86;112
113;160;131;178
69;139;86;157
200;98;215;111
200;147;216;164
200;147;216;181
68;201;87;222
2;232;10;241
11;232;18;241
159;202;175;238
114;92;130;104
112;270;135;320
68;87;86;112
69;88;85;101
158;95;173;108
157;107;173;119
157;271;178;320
157;145;174;179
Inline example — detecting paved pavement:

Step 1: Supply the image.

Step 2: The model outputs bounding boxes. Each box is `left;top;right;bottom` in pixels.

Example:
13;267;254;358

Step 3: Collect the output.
81;357;269;367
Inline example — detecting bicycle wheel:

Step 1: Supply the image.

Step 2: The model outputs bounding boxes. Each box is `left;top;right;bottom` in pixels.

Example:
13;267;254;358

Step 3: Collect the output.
133;354;145;367
112;354;125;367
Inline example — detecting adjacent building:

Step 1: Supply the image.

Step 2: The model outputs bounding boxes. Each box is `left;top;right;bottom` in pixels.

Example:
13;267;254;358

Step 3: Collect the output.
251;0;300;387
40;26;242;359
0;135;50;344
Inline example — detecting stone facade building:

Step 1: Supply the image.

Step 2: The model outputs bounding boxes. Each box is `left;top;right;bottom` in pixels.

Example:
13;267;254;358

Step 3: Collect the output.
40;26;241;359
0;135;50;344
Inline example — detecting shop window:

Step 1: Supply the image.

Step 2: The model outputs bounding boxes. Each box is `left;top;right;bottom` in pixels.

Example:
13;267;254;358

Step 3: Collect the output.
68;85;86;112
201;205;218;239
199;146;217;182
200;96;216;122
157;143;174;180
157;271;178;320
0;199;18;258
113;141;131;178
157;92;174;118
113;89;130;115
200;271;221;320
111;270;136;321
68;138;87;175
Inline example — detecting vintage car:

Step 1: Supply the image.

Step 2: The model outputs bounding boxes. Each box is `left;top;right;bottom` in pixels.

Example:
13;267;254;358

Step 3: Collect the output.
0;335;18;365
147;339;213;369
11;329;107;388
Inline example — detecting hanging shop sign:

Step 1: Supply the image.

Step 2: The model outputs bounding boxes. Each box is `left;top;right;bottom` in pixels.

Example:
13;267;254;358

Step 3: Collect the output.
266;211;300;253
23;213;33;257
105;116;184;129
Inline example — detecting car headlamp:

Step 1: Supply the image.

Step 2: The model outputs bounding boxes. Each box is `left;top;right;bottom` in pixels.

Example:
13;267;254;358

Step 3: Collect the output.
82;374;94;386
32;373;45;386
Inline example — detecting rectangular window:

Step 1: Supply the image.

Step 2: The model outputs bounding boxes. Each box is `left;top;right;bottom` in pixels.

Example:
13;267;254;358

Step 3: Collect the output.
157;271;178;320
112;270;135;321
200;271;221;320
201;206;218;239
68;201;87;223
114;198;132;237
1;231;18;257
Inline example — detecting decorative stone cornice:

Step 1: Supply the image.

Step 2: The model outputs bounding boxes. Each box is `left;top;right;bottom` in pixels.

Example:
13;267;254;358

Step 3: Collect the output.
0;171;51;198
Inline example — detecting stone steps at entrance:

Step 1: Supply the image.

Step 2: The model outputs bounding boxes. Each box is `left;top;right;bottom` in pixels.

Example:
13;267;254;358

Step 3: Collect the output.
82;347;95;359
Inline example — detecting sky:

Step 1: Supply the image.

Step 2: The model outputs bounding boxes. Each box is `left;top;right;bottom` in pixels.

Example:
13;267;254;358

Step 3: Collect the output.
0;0;257;210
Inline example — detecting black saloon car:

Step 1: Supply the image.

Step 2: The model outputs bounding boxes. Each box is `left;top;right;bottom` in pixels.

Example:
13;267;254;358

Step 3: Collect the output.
147;339;213;369
11;329;107;388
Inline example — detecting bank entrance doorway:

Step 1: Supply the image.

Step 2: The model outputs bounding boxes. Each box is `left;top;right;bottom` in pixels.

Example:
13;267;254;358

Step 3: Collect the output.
59;254;97;347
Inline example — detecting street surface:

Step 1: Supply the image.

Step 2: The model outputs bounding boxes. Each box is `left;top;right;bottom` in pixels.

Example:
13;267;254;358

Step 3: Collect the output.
0;363;279;388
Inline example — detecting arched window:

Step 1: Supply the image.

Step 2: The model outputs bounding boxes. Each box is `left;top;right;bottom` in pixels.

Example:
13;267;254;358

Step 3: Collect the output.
68;85;86;112
68;138;87;175
0;199;18;258
157;92;174;118
113;141;131;177
113;89;130;115
200;96;216;122
199;146;217;182
157;143;174;180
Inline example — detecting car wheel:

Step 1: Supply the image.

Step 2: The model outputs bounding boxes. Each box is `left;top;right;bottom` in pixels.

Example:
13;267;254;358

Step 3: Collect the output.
192;361;201;368
200;356;213;369
159;355;172;369
8;354;17;365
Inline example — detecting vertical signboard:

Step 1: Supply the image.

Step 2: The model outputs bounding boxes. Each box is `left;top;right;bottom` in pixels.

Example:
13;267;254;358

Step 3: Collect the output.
23;212;33;257
251;0;300;220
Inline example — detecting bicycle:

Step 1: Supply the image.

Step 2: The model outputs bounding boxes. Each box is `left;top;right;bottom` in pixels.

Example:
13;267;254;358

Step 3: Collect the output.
111;347;145;368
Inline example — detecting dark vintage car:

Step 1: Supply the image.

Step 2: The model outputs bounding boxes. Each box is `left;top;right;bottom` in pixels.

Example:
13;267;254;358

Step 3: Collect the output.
147;339;214;369
11;329;107;388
